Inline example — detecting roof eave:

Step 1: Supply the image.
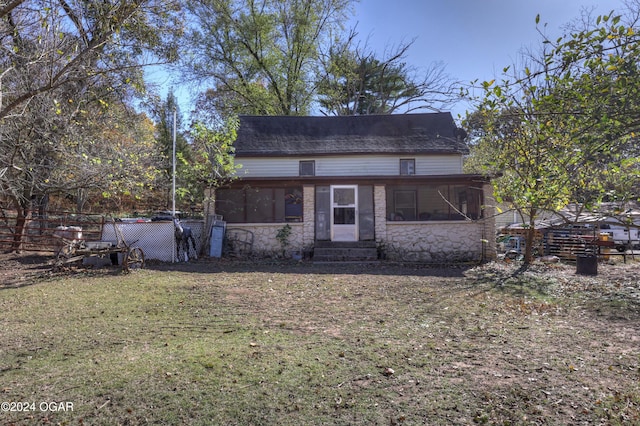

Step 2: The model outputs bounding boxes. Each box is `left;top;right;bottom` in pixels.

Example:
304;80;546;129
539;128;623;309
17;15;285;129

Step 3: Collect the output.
235;150;467;158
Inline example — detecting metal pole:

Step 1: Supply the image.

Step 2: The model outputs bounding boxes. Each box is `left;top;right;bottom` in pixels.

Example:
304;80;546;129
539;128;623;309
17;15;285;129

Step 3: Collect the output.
172;107;177;218
172;107;177;263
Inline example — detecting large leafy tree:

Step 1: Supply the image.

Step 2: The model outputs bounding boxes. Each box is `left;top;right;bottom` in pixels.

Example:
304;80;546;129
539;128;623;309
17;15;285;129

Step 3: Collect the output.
181;0;353;117
187;94;242;212
0;0;182;120
466;75;576;263
540;9;640;206
318;39;459;115
0;0;182;250
186;117;239;204
465;8;640;264
1;80;164;249
57;101;164;213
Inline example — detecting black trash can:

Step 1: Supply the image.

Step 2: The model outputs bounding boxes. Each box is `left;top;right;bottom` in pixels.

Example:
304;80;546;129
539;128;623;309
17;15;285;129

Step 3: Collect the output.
576;254;597;276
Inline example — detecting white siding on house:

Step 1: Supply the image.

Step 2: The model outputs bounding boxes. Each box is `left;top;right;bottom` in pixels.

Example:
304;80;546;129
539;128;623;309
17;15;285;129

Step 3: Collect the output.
235;154;463;177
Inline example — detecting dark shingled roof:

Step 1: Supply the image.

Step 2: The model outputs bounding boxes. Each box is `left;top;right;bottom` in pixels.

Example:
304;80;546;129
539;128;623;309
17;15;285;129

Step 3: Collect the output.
234;113;469;157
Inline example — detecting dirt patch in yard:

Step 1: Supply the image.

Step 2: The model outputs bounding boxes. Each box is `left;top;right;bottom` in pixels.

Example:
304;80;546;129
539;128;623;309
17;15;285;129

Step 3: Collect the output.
0;252;58;288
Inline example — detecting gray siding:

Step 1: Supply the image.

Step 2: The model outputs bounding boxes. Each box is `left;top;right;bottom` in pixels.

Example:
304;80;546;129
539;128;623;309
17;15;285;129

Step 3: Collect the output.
235;155;463;177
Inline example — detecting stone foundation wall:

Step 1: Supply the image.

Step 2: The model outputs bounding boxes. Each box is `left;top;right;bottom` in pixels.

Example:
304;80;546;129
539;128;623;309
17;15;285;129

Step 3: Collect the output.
383;221;488;262
226;223;304;257
225;220;491;262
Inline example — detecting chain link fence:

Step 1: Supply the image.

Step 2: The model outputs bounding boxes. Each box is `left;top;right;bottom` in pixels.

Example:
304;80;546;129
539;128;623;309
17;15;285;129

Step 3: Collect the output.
101;220;205;262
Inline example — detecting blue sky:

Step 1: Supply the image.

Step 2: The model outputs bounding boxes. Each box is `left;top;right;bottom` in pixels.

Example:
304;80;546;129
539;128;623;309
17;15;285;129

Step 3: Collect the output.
350;0;626;118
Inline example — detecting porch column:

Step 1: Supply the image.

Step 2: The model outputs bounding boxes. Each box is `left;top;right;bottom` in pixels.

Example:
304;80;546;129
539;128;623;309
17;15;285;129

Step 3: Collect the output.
374;184;387;244
303;185;315;248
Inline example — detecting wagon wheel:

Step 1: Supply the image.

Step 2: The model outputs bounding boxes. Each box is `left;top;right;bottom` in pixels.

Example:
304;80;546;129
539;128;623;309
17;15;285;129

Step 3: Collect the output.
123;247;145;272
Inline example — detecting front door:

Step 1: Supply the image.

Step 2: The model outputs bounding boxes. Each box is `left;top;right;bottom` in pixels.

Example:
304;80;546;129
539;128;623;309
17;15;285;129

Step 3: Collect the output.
331;185;358;241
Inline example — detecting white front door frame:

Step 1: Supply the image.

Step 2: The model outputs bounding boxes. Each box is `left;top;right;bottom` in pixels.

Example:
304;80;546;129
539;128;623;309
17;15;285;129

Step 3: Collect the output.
330;185;358;241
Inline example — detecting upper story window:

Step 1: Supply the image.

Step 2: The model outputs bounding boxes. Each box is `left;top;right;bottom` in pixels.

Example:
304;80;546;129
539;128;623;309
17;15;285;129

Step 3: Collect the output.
400;159;415;175
299;160;315;176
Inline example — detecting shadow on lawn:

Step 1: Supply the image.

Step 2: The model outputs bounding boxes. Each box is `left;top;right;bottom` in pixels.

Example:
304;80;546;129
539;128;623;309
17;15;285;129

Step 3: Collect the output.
144;258;474;278
0;252;122;290
0;252;476;291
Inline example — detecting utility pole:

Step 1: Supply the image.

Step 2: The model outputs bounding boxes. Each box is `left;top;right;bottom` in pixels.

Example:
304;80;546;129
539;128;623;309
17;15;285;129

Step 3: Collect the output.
172;107;177;218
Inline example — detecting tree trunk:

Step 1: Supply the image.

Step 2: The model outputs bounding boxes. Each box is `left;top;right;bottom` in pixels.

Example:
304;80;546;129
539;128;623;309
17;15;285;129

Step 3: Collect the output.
76;188;86;213
523;208;537;265
11;204;31;253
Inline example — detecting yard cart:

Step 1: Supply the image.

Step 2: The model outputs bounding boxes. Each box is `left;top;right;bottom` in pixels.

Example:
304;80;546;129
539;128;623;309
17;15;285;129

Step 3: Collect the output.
54;220;145;272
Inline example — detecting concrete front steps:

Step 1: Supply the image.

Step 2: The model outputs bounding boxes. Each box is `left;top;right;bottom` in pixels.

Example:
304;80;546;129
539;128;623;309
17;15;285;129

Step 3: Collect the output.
312;240;378;262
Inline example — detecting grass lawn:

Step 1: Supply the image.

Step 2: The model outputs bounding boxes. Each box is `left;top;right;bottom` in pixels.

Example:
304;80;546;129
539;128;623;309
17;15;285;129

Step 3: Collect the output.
1;259;639;425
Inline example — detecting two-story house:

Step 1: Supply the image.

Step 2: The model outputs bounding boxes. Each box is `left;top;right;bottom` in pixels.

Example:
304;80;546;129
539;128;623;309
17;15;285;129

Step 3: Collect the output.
209;113;495;262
